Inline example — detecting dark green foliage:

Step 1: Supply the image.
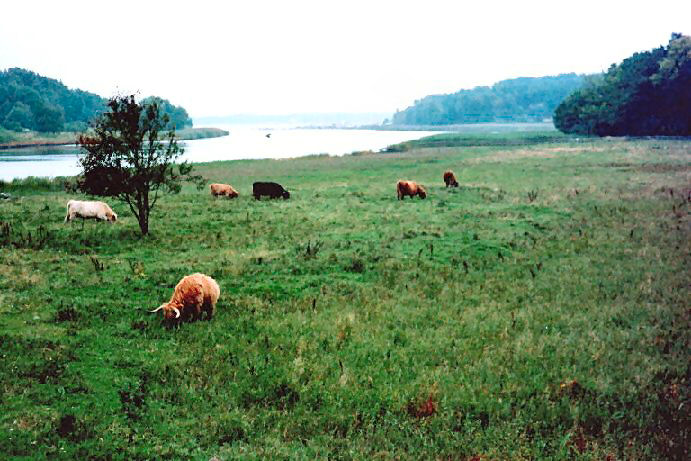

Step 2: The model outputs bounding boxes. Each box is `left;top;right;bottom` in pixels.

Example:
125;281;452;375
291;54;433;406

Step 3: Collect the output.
77;95;204;235
33;102;65;132
0;68;105;132
0;126;17;143
140;96;193;130
393;74;585;125
0;68;196;134
554;34;691;136
2;101;33;131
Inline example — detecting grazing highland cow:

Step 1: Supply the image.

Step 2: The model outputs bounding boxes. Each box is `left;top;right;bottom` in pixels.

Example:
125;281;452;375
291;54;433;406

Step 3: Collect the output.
443;170;459;187
397;180;427;200
210;183;239;198
253;181;290;200
149;273;220;325
64;200;117;223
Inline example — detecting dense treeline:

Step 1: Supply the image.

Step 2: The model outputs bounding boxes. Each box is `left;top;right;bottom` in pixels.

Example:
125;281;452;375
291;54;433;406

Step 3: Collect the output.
554;34;691;136
140;96;192;130
392;74;585;125
0;68;105;132
0;68;193;133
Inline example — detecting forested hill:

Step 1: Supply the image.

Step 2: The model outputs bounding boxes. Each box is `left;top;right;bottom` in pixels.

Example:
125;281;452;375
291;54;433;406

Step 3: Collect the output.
554;33;691;136
0;68;193;133
0;68;105;132
392;74;585;125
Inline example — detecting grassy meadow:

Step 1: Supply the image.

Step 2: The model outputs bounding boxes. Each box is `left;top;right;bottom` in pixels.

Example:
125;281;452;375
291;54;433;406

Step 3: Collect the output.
0;133;689;459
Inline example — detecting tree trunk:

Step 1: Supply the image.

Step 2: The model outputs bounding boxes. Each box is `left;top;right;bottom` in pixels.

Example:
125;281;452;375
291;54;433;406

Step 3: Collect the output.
137;190;150;235
138;209;149;235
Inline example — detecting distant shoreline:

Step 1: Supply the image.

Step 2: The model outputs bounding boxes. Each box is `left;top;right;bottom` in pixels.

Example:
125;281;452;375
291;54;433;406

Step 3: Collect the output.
0;127;229;150
0;140;76;150
353;122;557;132
293;121;556;132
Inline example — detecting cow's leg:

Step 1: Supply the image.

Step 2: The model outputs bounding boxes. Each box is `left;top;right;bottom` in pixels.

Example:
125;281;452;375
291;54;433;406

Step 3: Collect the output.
187;288;204;322
191;305;202;322
203;301;214;320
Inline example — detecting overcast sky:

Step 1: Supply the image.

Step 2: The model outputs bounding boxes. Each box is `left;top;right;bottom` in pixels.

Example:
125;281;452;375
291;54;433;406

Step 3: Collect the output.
1;1;689;118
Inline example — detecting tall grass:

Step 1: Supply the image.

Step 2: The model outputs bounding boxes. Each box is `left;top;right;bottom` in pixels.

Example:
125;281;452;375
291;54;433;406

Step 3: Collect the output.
0;136;688;459
0;127;19;144
0;130;77;147
173;127;229;140
385;130;575;152
0;176;72;193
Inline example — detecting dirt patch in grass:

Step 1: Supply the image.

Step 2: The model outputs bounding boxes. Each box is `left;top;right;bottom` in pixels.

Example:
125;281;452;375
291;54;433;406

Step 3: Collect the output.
602;162;691;173
636;163;691;173
0;252;43;291
625;142;691;163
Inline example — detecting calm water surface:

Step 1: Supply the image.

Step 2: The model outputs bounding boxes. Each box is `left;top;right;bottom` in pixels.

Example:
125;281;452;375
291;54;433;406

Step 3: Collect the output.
0;127;441;181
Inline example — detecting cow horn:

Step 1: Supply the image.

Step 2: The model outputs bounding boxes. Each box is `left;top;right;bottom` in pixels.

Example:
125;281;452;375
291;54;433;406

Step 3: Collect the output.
172;307;181;319
149;305;165;313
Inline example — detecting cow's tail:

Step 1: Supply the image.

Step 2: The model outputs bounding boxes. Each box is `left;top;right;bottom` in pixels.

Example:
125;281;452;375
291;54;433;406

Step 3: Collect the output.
64;200;73;223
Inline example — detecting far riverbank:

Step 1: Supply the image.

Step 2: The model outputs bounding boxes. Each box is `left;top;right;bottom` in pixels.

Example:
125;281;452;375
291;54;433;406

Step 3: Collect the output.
0;127;229;150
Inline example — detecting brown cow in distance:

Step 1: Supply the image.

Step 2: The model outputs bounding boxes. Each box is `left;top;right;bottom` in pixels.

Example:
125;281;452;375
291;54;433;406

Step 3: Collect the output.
443;170;459;187
210;183;239;198
397;180;427;200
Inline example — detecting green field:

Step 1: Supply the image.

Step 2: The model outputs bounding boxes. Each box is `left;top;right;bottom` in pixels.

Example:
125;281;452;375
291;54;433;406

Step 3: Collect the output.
0;134;689;459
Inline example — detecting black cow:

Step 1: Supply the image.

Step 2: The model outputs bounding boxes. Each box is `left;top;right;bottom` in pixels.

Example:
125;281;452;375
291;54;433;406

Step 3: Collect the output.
253;182;290;200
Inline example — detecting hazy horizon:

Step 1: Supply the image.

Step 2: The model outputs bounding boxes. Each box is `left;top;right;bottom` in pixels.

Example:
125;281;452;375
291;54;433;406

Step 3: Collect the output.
2;1;690;118
193;111;393;127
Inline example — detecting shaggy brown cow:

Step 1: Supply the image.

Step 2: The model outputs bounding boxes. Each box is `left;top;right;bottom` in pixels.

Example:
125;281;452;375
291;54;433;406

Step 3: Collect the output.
149;273;220;324
210;183;239;198
397;180;427;200
443;170;459;188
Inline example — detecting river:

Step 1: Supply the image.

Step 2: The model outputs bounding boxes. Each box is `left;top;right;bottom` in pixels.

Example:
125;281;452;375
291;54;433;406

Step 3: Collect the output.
0;126;441;181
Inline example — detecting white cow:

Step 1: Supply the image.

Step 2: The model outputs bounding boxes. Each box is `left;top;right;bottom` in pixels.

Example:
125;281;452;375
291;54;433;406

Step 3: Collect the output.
64;200;117;223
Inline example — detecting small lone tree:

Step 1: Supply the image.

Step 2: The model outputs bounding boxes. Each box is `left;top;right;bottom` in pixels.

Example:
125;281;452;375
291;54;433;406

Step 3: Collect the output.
77;95;203;235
